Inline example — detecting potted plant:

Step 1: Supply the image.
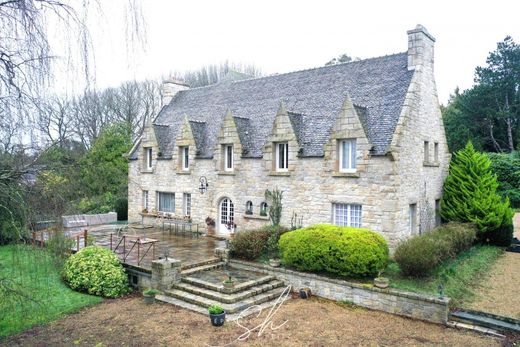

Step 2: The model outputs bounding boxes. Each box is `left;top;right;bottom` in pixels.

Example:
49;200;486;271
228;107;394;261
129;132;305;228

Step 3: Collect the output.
143;288;160;304
373;270;390;289
267;233;281;267
208;304;226;327
206;217;216;236
222;275;234;289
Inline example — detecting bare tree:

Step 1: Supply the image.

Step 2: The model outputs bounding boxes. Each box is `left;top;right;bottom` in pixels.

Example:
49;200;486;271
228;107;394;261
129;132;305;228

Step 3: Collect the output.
36;96;73;147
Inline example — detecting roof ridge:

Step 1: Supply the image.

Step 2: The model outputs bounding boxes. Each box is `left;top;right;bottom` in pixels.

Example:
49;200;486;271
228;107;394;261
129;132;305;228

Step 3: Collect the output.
189;119;206;124
179;52;407;92
153;123;170;127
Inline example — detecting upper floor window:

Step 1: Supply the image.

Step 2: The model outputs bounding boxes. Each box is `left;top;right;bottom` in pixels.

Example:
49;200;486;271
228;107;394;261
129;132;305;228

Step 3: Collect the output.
434;142;439;162
276;142;289;171
224;144;233;171
332;203;362;227
145;147;153;170
158;192;175;213
183;193;191;216
338;139;356;172
424;141;430;163
180;146;189;171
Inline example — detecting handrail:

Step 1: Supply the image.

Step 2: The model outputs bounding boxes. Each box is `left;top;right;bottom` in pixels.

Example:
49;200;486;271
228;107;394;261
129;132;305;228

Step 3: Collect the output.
110;233;158;267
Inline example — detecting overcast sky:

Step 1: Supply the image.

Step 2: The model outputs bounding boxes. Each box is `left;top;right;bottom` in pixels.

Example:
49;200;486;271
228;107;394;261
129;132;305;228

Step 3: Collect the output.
67;0;520;104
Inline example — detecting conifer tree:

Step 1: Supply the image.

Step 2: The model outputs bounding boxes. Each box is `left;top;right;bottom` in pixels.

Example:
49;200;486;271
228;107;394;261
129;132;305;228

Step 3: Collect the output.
441;142;513;245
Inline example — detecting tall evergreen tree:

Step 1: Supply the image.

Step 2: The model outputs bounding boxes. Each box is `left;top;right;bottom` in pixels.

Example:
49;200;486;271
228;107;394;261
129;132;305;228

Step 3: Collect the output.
441;142;513;245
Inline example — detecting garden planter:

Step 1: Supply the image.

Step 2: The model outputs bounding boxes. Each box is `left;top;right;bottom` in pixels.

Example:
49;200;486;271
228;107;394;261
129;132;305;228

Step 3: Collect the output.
209;312;226;327
223;281;234;290
374;277;390;289
143;294;155;304
269;258;281;267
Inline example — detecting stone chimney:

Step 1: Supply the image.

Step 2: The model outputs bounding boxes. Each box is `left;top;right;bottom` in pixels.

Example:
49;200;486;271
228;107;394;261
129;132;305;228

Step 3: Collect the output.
161;79;189;107
407;24;435;71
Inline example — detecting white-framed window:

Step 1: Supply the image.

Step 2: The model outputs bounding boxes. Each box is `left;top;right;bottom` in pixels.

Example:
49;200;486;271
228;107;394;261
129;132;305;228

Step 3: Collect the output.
183;193;191;216
409;203;417;234
142;190;149;210
424;141;430;163
145;147;153;170
275;142;289;171
180;146;189;171
224;144;233;171
338;139;356;172
245;200;253;215
332;203;362;227
434;142;439;162
157;192;175;213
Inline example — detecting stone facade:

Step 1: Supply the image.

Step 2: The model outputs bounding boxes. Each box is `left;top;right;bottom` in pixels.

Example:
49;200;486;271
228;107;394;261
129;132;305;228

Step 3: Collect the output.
127;25;449;249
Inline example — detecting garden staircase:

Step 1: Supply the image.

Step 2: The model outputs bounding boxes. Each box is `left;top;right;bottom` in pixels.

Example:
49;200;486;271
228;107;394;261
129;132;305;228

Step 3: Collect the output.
156;259;289;317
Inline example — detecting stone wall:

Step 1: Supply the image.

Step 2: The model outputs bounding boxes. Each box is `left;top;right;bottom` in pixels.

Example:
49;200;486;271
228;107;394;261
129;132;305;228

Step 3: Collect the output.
62;212;117;228
230;259;450;324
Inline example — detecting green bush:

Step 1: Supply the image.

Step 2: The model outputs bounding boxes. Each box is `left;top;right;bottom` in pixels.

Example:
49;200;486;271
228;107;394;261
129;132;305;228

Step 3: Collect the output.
394;223;477;277
487;152;520;208
441;142;513;246
279;224;389;277
229;225;288;260
63;246;130;298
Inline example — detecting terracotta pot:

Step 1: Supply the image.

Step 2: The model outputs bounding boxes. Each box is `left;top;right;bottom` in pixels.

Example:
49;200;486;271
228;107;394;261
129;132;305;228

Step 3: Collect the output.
207;225;215;236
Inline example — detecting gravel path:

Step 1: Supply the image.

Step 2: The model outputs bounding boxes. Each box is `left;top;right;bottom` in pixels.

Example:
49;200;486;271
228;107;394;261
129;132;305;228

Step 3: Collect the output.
466;213;520;318
2;295;499;347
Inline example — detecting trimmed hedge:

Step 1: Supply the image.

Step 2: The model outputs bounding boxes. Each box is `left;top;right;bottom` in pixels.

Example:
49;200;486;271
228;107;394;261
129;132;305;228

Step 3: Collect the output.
279;224;389;277
394;222;477;277
63;246;130;298
229;225;288;260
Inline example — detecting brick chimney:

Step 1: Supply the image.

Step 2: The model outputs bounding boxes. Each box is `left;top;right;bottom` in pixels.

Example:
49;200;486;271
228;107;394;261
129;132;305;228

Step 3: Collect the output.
161;79;189;107
407;24;435;71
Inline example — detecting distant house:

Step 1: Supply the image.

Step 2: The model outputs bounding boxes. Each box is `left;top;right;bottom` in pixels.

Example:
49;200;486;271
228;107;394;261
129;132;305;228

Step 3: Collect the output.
127;25;449;248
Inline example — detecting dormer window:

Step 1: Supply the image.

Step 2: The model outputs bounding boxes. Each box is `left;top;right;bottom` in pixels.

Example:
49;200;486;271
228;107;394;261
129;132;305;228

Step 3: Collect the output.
180;146;189;171
338;139;356;172
276;142;289;171
223;144;234;171
145;147;153;170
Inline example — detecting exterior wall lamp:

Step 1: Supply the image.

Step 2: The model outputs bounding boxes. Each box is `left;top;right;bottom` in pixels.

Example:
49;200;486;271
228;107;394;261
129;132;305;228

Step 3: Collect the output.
199;176;209;194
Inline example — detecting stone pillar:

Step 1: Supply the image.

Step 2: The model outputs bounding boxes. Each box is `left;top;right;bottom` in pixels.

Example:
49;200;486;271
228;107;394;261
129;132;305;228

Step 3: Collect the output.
214;247;229;264
151;258;182;290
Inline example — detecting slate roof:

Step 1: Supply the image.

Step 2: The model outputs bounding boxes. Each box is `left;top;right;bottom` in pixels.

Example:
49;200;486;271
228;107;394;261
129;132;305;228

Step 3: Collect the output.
132;52;413;159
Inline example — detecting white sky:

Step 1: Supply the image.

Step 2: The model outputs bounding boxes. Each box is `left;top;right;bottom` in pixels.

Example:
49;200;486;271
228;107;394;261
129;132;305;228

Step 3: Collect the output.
60;0;520;104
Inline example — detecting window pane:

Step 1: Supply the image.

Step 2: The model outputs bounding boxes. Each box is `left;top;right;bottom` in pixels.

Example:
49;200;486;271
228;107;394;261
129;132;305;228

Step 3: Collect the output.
350;140;356;169
183;147;189;169
341;141;349;169
278;144;284;169
333;203;361;227
226;145;232;169
158;192;174;212
183;193;191;216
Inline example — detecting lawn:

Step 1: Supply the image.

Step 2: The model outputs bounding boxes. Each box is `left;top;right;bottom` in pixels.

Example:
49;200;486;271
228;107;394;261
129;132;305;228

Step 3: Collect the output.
385;245;504;307
0;244;102;337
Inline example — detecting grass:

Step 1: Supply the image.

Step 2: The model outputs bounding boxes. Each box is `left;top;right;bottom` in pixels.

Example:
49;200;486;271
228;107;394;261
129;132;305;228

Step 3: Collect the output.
0;244;102;337
385;245;504;307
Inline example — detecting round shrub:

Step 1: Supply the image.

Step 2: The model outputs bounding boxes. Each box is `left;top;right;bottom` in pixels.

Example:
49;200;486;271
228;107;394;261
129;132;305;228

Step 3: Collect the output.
229;226;288;260
279;224;389;277
393;236;441;277
63;246;130;298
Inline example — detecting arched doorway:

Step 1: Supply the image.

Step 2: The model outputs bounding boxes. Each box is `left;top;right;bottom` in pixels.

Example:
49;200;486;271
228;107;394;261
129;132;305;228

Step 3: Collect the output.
218;198;234;234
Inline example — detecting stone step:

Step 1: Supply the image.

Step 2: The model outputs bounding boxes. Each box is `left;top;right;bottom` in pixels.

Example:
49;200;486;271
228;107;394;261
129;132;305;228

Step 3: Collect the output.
172;279;285;304
163;286;288;314
156;293;291;321
181;261;225;275
181;258;221;270
182;274;275;294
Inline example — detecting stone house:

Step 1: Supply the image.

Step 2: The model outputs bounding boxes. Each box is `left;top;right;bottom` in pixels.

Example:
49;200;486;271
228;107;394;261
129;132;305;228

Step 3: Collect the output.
127;25;449;248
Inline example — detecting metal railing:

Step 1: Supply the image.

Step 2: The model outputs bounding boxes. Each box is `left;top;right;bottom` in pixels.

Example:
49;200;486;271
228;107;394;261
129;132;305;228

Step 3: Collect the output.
110;234;157;267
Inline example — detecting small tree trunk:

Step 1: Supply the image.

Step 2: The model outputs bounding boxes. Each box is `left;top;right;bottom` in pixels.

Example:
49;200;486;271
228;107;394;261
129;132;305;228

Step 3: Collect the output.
489;122;503;152
505;117;515;152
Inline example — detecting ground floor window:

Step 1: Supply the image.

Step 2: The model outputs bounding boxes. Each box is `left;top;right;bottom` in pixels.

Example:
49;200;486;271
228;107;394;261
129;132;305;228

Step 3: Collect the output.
435;199;441;226
157;192;175;213
409;203;418;234
332;203;362;227
183;193;191;216
142;190;149;210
